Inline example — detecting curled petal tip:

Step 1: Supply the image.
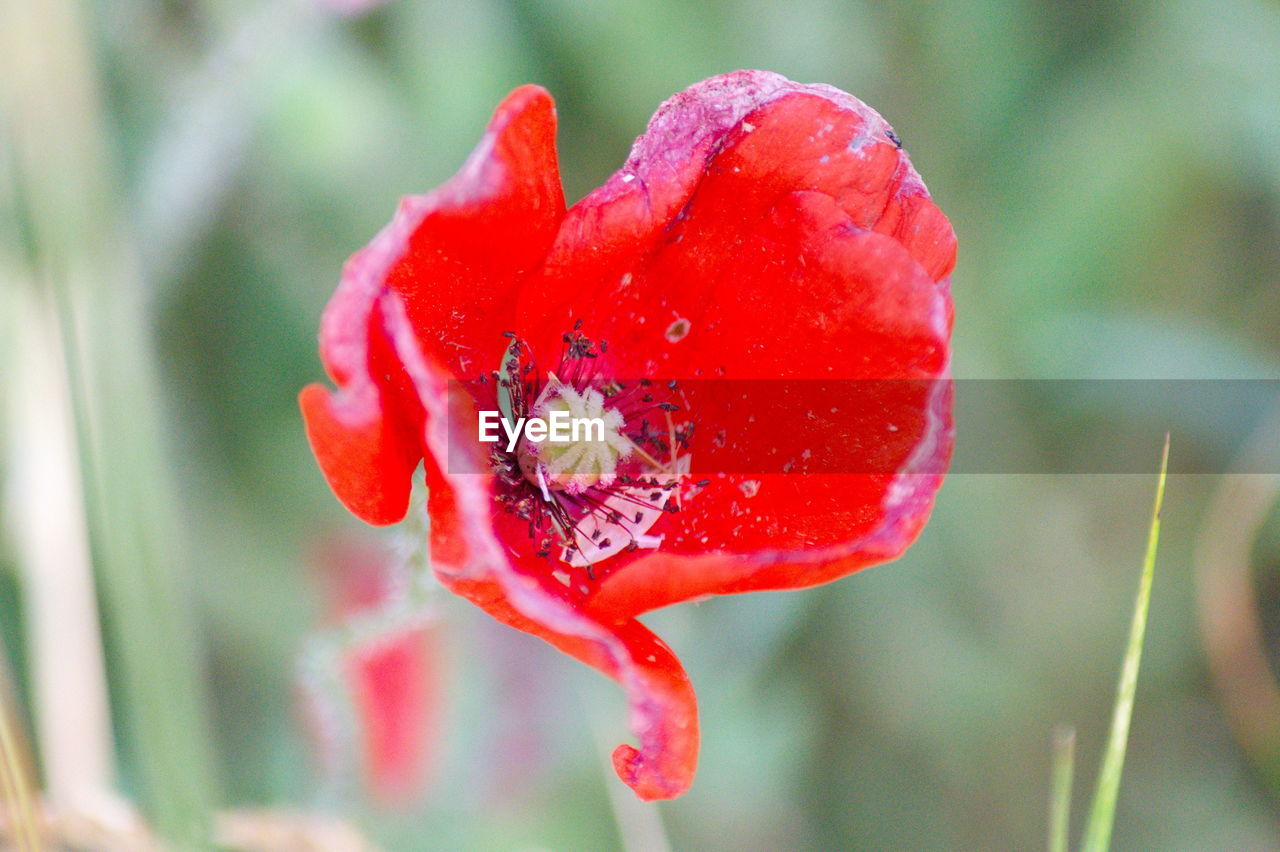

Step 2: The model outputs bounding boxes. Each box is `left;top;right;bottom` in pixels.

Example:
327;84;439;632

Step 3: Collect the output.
612;744;692;801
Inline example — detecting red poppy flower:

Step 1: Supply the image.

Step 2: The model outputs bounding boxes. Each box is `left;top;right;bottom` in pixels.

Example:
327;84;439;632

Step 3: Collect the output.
299;70;955;800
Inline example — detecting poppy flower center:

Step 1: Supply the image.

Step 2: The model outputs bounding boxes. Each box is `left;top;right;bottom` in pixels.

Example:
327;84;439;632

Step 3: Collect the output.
515;377;633;495
486;329;691;579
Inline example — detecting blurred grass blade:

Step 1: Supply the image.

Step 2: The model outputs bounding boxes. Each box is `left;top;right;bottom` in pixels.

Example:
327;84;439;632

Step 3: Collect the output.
0;679;41;852
1048;725;1075;852
1080;435;1170;852
1;0;219;845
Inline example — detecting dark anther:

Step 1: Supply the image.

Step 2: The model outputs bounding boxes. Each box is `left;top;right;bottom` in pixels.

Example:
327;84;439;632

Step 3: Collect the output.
667;380;678;390
696;479;710;487
502;330;516;338
658;402;680;411
574;318;583;330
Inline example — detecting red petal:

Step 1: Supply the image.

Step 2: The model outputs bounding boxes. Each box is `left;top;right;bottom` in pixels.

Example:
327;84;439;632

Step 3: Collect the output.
513;72;954;617
876;189;958;284
350;629;437;804
301;85;564;525
585;470;946;622
420;464;700;799
299;383;418;526
587;376;952;619
387;85;565;380
338;559;437;805
421;443;700;798
440;571;698;800
517;70;954;374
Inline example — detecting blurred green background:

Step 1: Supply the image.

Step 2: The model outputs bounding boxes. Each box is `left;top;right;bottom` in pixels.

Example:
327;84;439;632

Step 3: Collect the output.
4;0;1280;849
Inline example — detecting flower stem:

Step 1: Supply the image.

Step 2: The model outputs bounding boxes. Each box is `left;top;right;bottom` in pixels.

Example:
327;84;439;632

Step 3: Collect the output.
581;680;673;852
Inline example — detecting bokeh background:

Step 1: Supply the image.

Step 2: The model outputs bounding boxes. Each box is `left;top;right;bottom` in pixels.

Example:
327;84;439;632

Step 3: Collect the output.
4;0;1280;849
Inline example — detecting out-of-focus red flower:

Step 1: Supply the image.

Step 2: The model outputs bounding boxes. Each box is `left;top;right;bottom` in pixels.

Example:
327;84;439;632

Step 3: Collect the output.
300;71;955;800
308;540;438;806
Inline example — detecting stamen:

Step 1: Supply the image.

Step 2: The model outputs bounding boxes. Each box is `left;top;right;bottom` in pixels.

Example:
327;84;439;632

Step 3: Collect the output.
485;329;692;577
